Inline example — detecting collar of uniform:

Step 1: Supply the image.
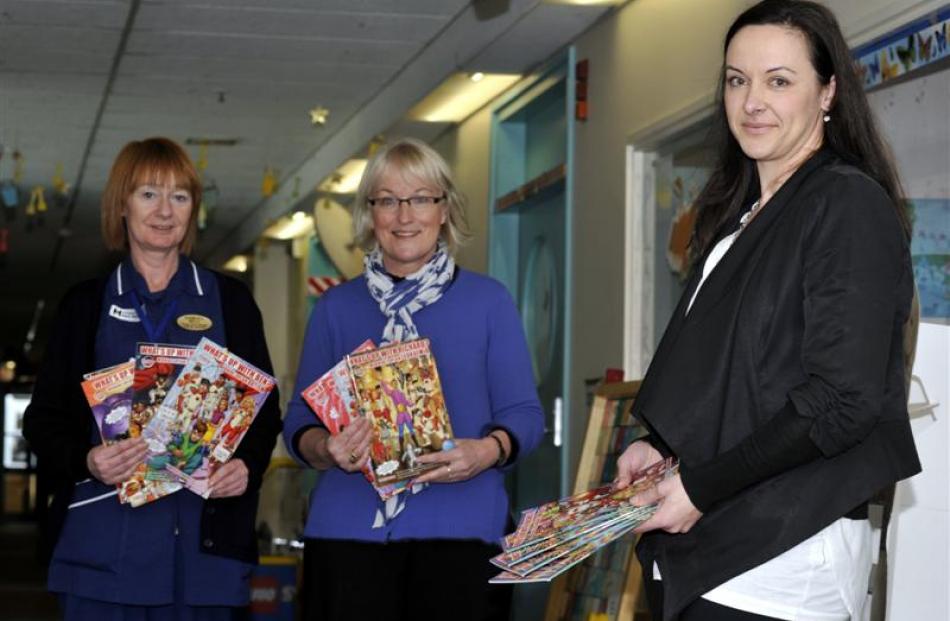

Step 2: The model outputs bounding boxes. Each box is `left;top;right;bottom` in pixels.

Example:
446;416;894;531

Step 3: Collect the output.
112;254;205;299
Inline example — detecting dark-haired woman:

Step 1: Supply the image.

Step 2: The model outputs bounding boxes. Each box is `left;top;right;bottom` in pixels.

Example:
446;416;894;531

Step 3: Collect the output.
614;2;920;620
23;137;281;619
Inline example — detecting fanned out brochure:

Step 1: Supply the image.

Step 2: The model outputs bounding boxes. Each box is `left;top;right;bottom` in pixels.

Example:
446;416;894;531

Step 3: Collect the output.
300;340;408;501
142;337;276;498
489;458;679;583
81;360;182;506
347;339;454;487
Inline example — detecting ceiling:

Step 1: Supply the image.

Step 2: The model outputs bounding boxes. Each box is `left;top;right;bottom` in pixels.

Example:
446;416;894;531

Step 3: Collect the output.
0;0;614;365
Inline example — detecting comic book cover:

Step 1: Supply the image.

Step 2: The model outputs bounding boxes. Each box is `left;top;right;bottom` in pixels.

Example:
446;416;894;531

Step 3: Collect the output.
302;340;375;435
502;515;645;577
132;343;196;438
491;507;651;571
502;458;677;551
489;519;641;584
82;360;136;442
147;338;276;498
80;360;182;506
300;340;408;500
347;338;454;487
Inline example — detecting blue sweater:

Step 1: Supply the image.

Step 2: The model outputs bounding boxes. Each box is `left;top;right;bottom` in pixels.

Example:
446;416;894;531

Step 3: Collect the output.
282;269;544;543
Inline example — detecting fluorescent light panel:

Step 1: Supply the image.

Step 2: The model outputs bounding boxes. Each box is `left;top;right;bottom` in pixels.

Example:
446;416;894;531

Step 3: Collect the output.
543;0;624;5
222;254;249;273
318;159;367;195
408;72;521;123
263;212;314;240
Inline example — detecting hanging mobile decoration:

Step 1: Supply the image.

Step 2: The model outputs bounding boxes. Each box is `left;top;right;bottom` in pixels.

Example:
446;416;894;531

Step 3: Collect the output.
51;162;71;209
26;186;47;231
261;166;278;197
196;143;209;174
1;148;22;219
368;135;385;157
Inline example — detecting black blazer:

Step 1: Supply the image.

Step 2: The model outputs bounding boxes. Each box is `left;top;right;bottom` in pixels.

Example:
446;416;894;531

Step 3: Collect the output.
23;271;282;564
633;150;921;619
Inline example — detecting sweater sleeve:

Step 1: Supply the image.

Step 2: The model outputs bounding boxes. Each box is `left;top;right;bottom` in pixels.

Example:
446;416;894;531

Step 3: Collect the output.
481;286;545;465
282;295;336;466
218;275;282;493
22;282;99;485
679;401;821;512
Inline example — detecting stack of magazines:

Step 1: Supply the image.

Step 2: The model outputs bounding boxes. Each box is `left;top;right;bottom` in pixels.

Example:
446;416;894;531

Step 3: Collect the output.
301;338;454;500
489;458;679;583
80;338;276;506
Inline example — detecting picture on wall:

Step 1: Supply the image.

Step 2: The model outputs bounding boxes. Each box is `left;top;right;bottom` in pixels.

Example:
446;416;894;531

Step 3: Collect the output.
908;198;950;321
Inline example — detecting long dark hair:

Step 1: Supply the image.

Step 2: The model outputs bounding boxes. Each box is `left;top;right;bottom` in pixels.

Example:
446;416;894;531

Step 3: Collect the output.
691;0;909;259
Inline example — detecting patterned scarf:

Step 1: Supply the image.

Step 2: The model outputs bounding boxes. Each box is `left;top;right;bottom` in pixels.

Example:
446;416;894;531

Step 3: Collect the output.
364;241;455;345
363;241;455;526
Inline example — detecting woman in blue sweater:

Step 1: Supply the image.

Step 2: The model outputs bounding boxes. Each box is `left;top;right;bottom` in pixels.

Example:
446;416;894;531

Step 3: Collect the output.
283;138;544;620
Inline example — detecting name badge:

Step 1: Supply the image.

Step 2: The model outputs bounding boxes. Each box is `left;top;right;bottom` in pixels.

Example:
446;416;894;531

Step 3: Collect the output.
177;314;212;331
109;304;140;322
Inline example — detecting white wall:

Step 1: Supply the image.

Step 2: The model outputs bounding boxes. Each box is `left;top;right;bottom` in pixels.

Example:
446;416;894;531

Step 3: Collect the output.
887;322;950;620
431;107;494;274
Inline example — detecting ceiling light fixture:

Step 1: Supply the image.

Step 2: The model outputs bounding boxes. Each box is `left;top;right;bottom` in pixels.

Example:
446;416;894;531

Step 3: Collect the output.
542;0;625;5
470;72;485;82
408;72;521;123
222;254;250;273
263;212;315;240
184;138;240;146
318;159;368;195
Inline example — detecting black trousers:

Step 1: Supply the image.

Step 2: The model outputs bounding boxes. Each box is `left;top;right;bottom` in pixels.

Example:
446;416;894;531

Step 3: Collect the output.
645;574;782;621
302;538;512;621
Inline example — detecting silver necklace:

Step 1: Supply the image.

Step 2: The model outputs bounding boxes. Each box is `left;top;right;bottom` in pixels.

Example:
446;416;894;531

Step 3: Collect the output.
739;199;762;230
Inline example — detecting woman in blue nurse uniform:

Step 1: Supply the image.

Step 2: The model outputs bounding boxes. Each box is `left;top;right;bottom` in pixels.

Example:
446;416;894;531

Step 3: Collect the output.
24;137;282;619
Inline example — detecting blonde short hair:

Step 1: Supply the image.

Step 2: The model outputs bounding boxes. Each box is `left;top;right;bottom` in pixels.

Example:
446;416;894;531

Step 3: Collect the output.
100;137;202;254
352;138;471;253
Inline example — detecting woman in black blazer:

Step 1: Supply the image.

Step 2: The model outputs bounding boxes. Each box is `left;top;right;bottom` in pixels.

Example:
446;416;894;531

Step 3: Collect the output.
614;2;920;620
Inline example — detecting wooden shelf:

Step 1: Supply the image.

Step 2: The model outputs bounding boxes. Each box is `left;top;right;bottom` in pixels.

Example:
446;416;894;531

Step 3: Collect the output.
494;163;566;212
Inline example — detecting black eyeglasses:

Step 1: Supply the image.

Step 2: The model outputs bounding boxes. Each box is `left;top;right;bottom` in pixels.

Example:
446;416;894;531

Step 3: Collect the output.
367;194;447;211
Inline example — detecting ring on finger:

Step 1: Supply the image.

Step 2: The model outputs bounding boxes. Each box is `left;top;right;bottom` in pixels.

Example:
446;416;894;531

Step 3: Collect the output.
348;451;359;464
446;464;452;478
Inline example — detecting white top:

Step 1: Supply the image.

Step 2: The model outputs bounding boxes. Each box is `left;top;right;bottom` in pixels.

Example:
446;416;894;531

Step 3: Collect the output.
661;219;872;619
686;228;740;315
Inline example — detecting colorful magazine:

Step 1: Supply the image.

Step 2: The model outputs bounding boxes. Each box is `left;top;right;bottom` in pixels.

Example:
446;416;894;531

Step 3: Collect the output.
132;343;195;439
81;360;182;506
489;519;641;584
300;340;408;500
491;508;649;571
502;458;677;551
143;338;276;498
347;339;454;486
489;458;678;583
82;360;136;442
123;343;198;496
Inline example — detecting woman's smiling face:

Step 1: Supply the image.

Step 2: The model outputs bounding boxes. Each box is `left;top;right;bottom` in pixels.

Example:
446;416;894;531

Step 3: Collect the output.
369;166;447;277
724;25;835;174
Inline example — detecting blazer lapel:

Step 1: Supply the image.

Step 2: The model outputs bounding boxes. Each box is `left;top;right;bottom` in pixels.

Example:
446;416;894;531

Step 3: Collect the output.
683;149;833;322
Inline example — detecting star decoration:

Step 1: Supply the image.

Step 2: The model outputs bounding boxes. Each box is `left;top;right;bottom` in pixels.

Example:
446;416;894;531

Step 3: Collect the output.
309;106;330;127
